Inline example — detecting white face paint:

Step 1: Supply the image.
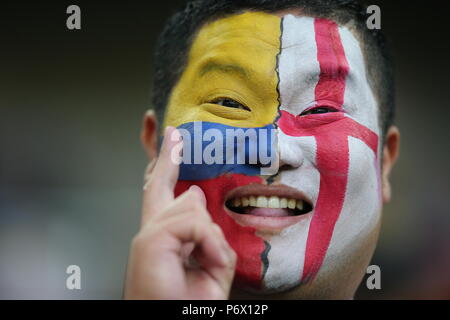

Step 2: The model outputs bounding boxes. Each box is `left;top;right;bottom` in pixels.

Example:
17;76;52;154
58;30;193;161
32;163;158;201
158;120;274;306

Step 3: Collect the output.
260;15;382;292
167;11;383;294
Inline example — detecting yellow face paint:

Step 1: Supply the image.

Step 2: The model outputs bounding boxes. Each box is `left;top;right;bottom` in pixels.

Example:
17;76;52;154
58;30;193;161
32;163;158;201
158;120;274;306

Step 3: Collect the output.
163;11;282;129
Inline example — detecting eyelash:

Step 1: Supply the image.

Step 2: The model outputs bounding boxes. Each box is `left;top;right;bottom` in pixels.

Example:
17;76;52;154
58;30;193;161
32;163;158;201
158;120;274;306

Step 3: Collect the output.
300;106;339;116
209;98;251;111
209;98;338;116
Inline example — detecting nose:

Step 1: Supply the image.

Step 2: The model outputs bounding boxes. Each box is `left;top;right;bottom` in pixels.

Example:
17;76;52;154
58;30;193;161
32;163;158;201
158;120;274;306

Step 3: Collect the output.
277;130;305;170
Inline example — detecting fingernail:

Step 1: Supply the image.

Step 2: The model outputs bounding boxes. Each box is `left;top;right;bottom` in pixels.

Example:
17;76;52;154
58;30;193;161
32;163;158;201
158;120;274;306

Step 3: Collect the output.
189;185;201;193
163;126;173;144
190;185;207;206
164;126;173;135
170;128;181;142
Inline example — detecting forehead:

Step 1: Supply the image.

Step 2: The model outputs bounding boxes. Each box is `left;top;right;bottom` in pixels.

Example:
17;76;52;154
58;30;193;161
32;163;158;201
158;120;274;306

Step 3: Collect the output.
165;11;378;133
191;10;363;65
190;11;370;102
192;11;281;52
187;11;282;91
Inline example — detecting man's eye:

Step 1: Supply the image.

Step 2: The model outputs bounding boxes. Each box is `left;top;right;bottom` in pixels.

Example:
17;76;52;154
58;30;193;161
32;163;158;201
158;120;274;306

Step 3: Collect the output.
300;106;337;116
210;98;250;111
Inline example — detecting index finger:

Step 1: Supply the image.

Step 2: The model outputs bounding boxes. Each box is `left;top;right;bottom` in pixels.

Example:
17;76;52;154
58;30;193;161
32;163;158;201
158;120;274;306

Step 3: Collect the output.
141;126;183;225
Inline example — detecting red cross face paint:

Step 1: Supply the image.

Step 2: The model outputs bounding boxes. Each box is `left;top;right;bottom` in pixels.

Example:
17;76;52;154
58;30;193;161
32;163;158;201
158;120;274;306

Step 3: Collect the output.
164;12;382;294
266;15;382;292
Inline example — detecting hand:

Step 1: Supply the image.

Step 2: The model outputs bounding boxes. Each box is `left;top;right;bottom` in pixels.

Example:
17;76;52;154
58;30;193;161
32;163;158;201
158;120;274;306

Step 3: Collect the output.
123;126;237;300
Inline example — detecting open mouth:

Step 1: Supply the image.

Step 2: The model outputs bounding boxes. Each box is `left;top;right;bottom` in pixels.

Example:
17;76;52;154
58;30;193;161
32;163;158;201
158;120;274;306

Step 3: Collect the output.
225;184;313;218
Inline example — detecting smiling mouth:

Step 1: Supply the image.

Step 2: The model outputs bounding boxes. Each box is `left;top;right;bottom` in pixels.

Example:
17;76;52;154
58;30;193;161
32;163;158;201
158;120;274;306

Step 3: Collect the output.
225;184;313;218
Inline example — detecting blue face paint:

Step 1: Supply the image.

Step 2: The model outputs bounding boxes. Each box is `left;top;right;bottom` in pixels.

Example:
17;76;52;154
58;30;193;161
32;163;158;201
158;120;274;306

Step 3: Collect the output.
164;121;277;181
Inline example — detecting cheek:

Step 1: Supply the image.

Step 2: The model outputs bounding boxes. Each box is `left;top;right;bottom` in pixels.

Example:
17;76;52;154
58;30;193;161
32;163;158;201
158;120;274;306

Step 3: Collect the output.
325;136;382;259
274;123;381;283
278;133;320;204
174;175;267;290
343;136;382;216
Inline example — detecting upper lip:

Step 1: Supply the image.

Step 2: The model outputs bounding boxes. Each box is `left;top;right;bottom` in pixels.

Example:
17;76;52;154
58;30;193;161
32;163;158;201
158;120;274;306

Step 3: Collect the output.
225;183;313;207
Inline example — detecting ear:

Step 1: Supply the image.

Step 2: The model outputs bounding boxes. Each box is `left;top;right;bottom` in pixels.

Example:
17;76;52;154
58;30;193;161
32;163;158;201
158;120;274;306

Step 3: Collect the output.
381;125;400;203
141;110;159;160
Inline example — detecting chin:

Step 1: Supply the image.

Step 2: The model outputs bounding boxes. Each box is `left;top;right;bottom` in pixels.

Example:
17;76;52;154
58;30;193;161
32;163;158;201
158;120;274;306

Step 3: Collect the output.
231;212;382;299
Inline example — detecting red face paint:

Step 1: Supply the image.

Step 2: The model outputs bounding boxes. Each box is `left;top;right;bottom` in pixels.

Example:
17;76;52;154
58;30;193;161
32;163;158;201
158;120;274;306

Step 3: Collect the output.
175;175;266;289
173;18;380;291
277;19;379;282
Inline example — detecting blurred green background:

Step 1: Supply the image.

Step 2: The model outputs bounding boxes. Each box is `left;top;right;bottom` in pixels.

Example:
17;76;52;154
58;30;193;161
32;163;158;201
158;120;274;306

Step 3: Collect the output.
1;1;449;299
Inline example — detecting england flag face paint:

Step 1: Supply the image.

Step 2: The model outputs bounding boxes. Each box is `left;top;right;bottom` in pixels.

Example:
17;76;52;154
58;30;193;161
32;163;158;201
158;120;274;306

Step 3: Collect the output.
163;12;382;293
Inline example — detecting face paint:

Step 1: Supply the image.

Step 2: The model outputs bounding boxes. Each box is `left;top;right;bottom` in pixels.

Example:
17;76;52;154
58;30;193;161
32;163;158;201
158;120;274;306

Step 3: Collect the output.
163;12;382;293
269;15;381;291
165;12;281;290
175;122;277;180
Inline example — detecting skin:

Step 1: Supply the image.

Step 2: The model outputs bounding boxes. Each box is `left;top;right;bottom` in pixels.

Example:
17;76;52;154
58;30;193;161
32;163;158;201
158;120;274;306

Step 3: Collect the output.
124;9;400;299
124;126;237;299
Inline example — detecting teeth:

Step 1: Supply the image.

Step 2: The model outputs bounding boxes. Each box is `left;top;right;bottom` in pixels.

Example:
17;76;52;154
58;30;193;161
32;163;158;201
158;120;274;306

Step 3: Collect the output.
287;199;296;209
256;196;268;208
268;196;279;208
230;196;306;210
280;197;288;208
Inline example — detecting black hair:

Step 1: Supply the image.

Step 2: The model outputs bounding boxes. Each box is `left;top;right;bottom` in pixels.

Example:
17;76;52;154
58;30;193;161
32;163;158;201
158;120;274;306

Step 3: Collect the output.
151;0;395;137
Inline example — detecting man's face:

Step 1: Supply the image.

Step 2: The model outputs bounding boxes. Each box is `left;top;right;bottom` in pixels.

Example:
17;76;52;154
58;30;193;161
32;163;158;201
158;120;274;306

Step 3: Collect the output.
163;11;383;295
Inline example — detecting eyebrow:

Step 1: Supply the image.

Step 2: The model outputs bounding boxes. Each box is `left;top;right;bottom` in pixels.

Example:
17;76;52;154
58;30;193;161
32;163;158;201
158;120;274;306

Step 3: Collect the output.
198;61;250;80
197;61;352;89
302;64;352;88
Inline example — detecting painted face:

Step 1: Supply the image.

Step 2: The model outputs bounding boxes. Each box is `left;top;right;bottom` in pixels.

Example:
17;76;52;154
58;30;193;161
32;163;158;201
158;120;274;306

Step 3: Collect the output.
163;12;382;293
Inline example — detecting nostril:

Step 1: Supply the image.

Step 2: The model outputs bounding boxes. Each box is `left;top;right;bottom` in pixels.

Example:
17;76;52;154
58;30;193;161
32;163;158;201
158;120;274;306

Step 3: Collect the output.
278;136;305;169
278;163;294;171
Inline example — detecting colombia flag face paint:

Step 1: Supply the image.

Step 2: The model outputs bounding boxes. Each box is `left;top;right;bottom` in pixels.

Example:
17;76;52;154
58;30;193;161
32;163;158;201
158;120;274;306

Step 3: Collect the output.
162;12;382;292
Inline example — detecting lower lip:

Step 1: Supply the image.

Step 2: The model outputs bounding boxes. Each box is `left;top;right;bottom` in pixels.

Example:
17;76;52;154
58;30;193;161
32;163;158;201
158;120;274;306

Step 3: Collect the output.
225;208;313;231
